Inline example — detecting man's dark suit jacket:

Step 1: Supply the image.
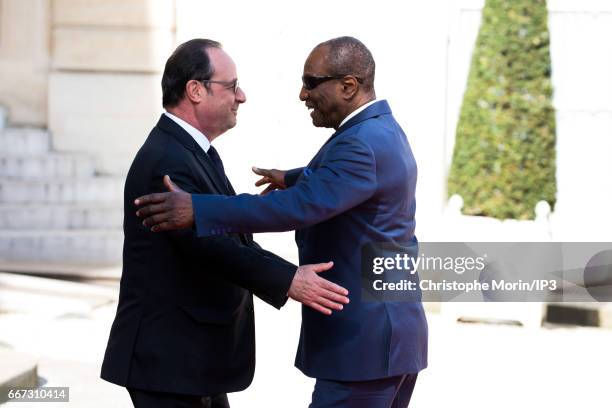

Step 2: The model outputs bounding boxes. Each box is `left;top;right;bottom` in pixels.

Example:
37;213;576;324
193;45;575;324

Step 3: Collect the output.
100;114;296;396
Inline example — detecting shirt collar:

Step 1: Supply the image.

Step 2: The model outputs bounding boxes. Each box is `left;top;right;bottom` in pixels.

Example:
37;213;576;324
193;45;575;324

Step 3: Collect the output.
164;111;211;153
338;99;379;128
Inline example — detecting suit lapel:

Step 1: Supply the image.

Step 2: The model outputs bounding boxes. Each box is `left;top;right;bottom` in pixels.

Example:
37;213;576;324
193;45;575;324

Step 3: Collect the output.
156;114;231;195
156;114;251;244
225;177;237;196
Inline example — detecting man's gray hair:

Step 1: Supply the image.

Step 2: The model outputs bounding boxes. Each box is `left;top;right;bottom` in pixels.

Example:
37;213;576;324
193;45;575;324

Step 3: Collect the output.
318;36;376;92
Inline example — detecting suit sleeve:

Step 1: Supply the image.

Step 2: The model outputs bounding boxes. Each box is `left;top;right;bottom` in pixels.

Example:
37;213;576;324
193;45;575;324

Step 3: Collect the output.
154;157;296;309
194;136;377;236
284;167;305;187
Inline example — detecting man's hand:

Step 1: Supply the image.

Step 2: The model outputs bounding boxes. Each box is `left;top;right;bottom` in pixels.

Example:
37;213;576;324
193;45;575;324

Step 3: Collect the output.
135;175;194;232
252;167;286;195
288;261;349;315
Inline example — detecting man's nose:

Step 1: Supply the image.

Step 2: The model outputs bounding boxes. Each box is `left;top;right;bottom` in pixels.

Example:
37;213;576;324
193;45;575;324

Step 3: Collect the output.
299;86;308;101
236;86;246;103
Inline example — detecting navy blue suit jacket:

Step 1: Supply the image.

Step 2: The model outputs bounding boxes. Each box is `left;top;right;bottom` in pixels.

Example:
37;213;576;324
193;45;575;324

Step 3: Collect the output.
192;100;428;381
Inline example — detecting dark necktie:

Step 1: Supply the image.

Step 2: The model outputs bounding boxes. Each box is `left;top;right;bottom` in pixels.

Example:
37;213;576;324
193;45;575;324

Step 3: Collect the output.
206;145;228;188
207;145;246;244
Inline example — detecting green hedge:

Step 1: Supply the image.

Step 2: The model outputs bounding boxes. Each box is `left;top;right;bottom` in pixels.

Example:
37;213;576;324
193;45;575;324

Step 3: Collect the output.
447;0;556;220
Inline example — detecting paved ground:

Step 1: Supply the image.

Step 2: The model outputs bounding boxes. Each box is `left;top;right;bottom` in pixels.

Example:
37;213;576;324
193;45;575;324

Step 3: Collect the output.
1;275;611;407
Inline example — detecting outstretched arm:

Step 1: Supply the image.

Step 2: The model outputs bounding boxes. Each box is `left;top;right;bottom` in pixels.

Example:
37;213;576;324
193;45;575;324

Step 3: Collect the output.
149;167;349;314
136;136;376;236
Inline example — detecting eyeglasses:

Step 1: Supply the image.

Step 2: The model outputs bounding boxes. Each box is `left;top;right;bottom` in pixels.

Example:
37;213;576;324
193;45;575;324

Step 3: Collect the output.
199;79;240;94
301;74;363;90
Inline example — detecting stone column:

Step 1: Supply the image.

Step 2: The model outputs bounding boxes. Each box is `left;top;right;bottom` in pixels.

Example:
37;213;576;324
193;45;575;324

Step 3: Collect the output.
49;0;176;175
0;0;50;126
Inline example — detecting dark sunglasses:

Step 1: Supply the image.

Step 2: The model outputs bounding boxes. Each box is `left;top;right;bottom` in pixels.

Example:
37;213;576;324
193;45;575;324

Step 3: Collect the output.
301;74;363;91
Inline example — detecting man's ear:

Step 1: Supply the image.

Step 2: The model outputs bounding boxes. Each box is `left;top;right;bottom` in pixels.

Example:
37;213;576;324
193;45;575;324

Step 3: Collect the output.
185;79;203;103
340;76;359;100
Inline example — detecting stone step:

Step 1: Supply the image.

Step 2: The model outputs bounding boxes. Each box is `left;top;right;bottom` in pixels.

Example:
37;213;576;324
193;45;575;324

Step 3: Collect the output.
0;230;123;264
0;272;118;316
0;176;124;203
0;204;123;230
0;153;96;179
0;261;121;281
0;127;50;154
0;348;38;402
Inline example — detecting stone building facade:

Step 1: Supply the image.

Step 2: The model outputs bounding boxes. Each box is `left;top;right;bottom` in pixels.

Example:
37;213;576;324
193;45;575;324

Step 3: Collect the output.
1;0;610;265
0;0;175;264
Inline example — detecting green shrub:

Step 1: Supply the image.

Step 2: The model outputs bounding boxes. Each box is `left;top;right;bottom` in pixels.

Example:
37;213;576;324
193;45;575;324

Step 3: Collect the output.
447;0;556;220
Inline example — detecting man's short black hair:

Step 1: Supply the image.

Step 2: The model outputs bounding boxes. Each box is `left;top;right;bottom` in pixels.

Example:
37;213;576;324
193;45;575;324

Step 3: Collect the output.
161;39;221;108
318;36;376;92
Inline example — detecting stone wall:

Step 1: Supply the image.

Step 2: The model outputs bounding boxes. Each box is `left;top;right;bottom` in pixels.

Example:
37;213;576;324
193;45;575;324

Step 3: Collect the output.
0;0;50;126
48;0;176;175
0;0;176;264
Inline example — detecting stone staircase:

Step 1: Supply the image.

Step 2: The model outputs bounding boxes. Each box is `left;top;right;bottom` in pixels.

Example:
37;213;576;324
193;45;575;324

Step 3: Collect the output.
0;107;124;264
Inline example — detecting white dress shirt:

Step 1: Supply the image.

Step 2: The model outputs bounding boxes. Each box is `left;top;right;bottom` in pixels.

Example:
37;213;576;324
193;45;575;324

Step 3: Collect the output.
164;111;211;153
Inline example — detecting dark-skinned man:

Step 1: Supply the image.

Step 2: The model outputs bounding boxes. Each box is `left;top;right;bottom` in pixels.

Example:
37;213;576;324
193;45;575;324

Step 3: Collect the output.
100;39;349;408
135;37;427;408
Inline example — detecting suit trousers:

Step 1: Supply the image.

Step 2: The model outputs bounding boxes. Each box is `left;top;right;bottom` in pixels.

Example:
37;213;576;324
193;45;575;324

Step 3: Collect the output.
309;374;418;408
127;388;230;408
